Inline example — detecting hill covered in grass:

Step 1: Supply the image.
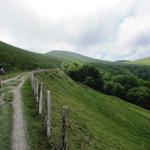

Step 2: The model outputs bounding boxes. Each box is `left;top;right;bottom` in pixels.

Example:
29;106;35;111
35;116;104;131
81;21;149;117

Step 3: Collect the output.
129;57;150;66
0;41;62;71
1;40;150;83
36;69;150;150
46;50;109;63
46;50;150;81
117;57;150;66
0;41;113;72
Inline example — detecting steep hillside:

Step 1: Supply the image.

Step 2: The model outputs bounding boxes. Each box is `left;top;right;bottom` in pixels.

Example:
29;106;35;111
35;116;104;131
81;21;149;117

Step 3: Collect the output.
36;69;150;150
0;41;62;71
46;50;108;63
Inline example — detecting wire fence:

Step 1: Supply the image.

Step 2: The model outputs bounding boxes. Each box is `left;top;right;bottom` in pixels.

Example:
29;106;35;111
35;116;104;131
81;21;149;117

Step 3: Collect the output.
30;70;68;150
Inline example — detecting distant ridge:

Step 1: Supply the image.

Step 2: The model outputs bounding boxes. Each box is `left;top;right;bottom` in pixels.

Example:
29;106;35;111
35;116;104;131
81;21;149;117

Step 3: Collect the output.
124;57;150;66
115;60;131;63
132;57;150;65
46;50;109;63
0;40;150;72
0;41;62;71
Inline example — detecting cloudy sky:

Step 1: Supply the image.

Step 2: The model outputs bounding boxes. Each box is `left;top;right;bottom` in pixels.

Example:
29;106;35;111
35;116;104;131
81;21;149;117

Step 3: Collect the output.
0;0;150;60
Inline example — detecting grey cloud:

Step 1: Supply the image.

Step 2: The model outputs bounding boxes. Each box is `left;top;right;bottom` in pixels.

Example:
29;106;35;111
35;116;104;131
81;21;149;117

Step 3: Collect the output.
0;0;150;60
132;32;150;47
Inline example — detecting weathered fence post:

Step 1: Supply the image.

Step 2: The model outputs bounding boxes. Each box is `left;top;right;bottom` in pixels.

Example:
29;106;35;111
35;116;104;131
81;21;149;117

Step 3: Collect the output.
60;106;68;150
36;79;39;102
33;77;36;97
39;83;43;114
46;90;51;138
30;74;32;88
30;73;34;89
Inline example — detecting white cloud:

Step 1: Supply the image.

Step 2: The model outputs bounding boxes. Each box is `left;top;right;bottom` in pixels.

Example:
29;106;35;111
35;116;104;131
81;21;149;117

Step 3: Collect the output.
0;0;150;60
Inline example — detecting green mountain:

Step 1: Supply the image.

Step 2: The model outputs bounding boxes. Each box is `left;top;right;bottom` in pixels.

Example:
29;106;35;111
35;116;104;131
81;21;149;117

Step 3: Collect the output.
130;57;150;66
0;40;150;82
119;57;150;66
46;50;108;63
115;60;131;63
0;41;110;72
36;69;150;150
0;41;62;71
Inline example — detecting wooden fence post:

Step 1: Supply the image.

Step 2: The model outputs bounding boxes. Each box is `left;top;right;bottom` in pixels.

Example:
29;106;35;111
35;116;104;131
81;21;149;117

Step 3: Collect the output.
31;73;34;89
46;90;51;138
30;74;32;86
33;77;36;97
60;106;68;150
39;83;43;114
36;79;39;102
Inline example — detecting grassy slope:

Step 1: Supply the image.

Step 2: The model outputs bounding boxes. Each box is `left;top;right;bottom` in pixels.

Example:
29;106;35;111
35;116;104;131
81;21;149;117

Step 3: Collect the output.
0;90;13;150
124;57;150;66
46;50;108;63
36;69;150;150
21;80;50;150
0;102;12;150
0;41;62;71
132;57;150;65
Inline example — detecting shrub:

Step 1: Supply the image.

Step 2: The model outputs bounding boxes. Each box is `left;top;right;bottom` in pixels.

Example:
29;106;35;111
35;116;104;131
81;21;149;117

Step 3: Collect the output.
113;74;139;90
127;86;150;108
103;81;114;95
62;63;104;90
104;81;125;98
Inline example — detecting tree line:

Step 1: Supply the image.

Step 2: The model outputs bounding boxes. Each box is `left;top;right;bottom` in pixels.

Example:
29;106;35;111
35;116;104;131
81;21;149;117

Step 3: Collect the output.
61;62;150;109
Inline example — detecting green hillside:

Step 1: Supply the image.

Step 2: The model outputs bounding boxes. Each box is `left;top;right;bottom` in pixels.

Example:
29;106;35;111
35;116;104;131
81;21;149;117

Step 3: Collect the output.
36;69;150;150
0;41;62;71
46;50;108;63
122;57;150;66
131;57;150;65
0;41;110;72
1;41;150;82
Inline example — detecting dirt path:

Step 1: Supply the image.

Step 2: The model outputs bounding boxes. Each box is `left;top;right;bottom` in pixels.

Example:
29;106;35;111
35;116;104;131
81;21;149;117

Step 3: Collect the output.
3;73;23;84
0;74;20;105
11;74;28;150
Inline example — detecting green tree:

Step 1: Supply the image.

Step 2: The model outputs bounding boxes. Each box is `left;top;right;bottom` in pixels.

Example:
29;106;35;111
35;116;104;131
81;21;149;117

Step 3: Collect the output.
113;83;125;98
104;81;125;98
103;81;114;95
113;74;139;90
127;86;150;108
62;63;104;90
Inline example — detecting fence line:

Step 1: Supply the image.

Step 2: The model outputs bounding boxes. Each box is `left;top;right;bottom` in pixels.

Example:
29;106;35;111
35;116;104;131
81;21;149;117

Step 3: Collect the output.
30;71;68;150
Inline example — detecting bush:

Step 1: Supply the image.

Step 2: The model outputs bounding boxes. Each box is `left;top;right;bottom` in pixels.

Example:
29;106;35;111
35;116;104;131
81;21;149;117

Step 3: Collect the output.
104;81;125;98
127;86;150;108
62;63;104;90
103;81;114;95
83;76;96;88
113;74;139;90
113;83;125;98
